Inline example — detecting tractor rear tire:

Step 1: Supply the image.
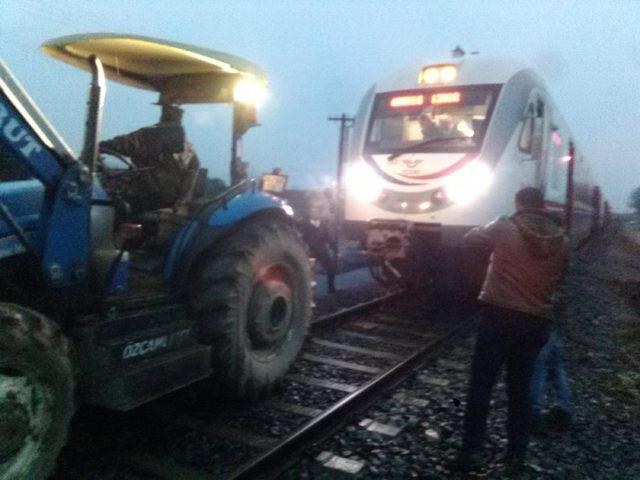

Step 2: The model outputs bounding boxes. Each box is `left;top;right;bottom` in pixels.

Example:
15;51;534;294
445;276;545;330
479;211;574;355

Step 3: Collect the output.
190;218;312;400
0;303;74;480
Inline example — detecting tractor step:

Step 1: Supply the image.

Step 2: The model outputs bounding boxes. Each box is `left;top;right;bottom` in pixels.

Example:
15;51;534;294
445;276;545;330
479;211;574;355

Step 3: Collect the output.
74;303;211;410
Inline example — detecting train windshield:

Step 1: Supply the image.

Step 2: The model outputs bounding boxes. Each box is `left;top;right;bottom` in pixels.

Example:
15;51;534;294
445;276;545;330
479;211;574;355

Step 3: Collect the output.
365;85;500;154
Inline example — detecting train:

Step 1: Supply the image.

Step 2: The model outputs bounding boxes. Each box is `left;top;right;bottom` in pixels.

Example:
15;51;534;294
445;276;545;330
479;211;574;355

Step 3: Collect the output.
342;51;605;289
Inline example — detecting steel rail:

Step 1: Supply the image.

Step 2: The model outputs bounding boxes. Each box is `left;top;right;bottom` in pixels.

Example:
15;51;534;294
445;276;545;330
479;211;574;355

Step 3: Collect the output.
228;313;474;480
311;288;405;329
59;288;409;480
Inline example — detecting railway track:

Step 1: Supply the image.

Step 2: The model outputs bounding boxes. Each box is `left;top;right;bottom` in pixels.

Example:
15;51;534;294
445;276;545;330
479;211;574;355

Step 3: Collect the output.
53;288;475;479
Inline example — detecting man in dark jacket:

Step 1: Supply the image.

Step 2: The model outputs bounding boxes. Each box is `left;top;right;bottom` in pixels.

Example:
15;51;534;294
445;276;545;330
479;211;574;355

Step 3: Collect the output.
99;104;199;214
449;187;568;476
299;202;338;294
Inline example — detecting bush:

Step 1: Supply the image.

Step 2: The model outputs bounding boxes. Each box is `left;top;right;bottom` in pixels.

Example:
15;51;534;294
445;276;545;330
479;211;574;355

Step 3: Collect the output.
628;186;640;214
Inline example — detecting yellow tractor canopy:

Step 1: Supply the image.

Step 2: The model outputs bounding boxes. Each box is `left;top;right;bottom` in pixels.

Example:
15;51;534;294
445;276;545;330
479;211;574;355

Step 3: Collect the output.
42;33;268;104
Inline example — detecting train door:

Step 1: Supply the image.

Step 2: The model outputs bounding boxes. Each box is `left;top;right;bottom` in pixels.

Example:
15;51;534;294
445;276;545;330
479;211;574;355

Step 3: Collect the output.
517;94;548;189
545;122;569;209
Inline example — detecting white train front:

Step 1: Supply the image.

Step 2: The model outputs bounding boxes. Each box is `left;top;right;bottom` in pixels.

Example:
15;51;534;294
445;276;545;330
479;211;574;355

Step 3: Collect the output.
342;54;603;287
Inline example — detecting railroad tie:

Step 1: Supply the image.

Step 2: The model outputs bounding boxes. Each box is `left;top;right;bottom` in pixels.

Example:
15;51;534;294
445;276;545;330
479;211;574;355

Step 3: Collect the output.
418;375;450;387
336;329;423;349
358;418;402;436
392;392;430;408
346;320;435;340
262;399;322;418
309;337;403;360
438;359;468;371
286;373;358;393
301;353;383;374
316;451;365;475
172;413;276;449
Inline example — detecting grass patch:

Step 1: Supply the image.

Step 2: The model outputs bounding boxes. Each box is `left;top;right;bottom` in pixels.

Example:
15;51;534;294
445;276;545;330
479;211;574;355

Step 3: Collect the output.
614;312;640;404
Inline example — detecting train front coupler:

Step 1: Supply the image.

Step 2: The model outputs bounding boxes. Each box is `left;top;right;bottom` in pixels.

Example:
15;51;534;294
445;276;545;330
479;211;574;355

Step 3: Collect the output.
366;219;411;286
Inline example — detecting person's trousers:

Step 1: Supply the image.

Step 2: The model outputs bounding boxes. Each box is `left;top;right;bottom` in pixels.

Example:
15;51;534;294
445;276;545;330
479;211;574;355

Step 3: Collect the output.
530;331;571;417
462;305;549;457
313;248;336;293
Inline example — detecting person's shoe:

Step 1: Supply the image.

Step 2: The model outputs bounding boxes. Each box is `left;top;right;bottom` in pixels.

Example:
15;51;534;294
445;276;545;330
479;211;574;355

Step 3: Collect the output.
546;406;571;432
445;450;486;474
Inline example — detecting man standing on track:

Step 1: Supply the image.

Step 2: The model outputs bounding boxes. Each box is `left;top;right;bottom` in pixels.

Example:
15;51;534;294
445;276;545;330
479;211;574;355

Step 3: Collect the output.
449;187;568;477
299;201;339;294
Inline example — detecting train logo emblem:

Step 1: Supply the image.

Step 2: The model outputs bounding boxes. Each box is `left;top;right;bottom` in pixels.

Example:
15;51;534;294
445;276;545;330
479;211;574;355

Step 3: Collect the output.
402;158;423;169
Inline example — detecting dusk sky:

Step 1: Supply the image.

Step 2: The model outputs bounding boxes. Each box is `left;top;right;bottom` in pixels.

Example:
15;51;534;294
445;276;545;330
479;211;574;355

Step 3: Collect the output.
2;0;639;210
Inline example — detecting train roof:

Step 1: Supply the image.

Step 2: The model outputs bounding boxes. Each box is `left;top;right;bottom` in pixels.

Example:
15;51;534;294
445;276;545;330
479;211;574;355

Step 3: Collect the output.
374;55;534;93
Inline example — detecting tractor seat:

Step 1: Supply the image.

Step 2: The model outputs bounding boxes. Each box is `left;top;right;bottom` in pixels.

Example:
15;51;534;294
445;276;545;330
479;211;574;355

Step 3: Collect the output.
139;208;190;249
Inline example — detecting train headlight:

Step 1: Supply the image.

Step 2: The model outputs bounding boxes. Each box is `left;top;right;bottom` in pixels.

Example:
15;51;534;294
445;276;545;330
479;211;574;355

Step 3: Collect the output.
419;64;457;85
345;161;384;202
282;204;294;216
444;161;492;205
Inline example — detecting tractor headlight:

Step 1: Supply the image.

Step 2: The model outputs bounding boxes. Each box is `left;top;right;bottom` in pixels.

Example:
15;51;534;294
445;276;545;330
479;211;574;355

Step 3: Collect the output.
233;78;268;106
282;204;294;216
345;161;384;203
443;161;492;205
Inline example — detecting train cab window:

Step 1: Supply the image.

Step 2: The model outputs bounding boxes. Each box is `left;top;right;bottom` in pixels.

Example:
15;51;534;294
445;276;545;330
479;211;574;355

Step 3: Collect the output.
531;100;545;160
365;84;500;154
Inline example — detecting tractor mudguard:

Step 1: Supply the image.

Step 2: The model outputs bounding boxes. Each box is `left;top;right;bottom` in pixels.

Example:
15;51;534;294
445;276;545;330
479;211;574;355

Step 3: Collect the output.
164;191;293;294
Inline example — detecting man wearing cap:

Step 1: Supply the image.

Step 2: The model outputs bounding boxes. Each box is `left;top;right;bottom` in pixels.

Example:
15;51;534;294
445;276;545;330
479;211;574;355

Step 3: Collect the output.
299;201;339;294
99;104;200;214
449;187;568;476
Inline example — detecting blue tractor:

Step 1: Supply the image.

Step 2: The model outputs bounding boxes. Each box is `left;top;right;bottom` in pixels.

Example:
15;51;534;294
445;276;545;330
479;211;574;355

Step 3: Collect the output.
0;34;311;478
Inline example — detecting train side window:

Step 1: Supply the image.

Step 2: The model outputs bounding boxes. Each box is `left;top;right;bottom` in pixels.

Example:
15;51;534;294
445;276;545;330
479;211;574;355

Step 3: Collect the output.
531;100;545;160
518;104;535;153
536;99;545;118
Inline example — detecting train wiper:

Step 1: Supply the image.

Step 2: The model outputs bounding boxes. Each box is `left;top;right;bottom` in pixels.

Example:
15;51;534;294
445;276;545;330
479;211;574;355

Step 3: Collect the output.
387;136;469;160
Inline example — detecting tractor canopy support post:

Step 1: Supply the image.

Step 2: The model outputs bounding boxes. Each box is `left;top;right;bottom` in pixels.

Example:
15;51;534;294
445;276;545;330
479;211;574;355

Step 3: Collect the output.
79;55;105;174
231;102;257;186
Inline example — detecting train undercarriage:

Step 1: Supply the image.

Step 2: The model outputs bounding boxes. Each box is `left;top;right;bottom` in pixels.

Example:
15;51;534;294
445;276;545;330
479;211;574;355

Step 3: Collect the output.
348;219;489;295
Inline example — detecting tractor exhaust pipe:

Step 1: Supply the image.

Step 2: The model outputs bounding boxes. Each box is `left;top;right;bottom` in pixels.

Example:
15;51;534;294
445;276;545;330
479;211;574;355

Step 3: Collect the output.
79;55;105;173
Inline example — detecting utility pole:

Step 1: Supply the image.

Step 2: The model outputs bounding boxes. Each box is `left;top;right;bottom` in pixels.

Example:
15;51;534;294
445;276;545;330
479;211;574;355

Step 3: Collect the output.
565;140;575;234
328;114;355;237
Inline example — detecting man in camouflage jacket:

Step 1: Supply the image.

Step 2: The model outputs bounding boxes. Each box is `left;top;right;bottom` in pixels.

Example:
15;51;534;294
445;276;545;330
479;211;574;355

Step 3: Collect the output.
99;104;199;214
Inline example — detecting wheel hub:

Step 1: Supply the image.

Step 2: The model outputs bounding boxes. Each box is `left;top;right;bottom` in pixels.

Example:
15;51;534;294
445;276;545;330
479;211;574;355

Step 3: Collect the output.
248;264;293;352
0;401;29;460
0;370;49;471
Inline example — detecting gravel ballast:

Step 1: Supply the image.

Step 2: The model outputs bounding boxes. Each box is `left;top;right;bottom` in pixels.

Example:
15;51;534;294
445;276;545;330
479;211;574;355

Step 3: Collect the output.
284;229;640;479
